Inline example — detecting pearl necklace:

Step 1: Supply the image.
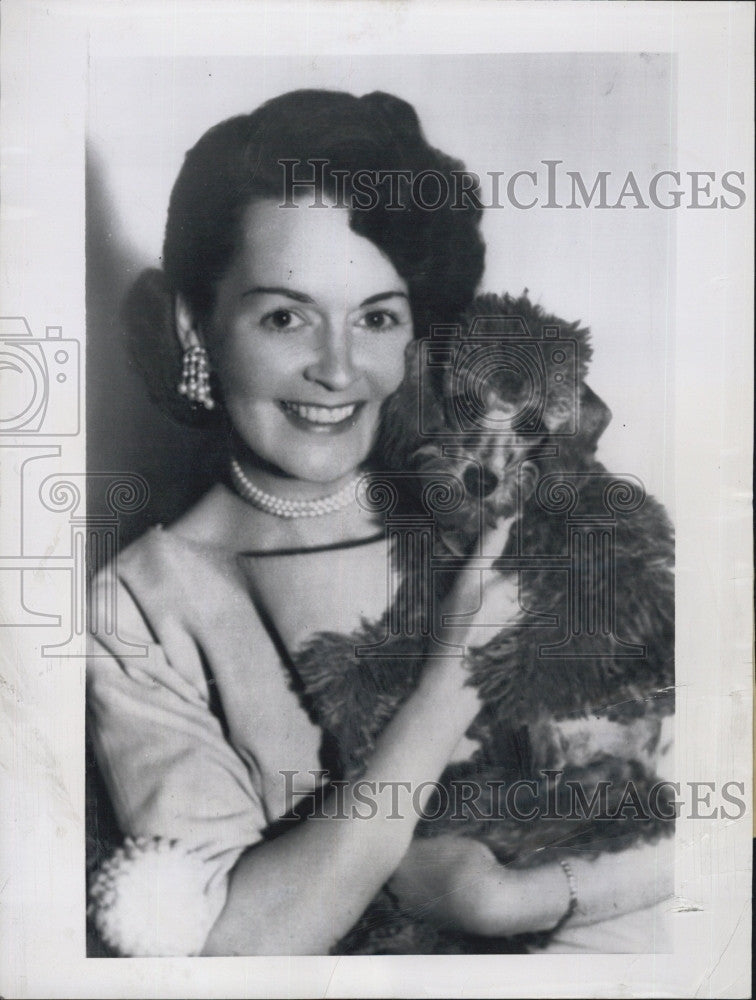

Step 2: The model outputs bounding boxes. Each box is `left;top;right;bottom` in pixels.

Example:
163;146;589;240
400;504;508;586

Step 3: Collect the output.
230;457;361;519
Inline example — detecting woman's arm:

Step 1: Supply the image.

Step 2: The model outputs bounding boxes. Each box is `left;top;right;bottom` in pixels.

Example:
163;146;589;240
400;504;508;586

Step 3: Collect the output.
202;655;483;954
202;519;518;956
387;833;673;939
388;710;675;939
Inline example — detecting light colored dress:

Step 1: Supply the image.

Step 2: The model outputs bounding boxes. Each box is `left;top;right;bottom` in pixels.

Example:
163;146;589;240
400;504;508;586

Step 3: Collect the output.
87;520;391;953
87;515;670;955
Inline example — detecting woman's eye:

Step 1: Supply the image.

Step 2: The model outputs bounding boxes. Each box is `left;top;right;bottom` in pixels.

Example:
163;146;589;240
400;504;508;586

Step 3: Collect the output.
357;310;401;331
261;309;307;331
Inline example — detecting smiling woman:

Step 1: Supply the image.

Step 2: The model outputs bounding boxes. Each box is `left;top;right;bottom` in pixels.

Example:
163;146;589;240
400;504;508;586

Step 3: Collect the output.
177;198;414;495
86;88;673;957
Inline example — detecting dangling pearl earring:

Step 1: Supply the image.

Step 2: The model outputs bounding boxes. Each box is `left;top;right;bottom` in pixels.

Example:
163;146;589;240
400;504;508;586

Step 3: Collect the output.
178;344;215;410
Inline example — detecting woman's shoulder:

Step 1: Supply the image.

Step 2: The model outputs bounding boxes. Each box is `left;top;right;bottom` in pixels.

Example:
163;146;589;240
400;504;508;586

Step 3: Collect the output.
115;515;231;584
162;483;248;548
115;483;255;573
90;487;257;632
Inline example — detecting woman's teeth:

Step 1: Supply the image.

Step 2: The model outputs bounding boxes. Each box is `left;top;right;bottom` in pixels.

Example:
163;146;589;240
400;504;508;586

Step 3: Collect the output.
283;402;358;424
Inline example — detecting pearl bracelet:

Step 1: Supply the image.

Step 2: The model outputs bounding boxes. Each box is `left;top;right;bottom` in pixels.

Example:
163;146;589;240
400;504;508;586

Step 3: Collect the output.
550;859;579;934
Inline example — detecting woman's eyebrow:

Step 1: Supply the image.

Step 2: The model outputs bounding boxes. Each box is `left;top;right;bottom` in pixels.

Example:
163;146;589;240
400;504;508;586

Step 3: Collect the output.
359;291;409;307
241;287;409;307
241;286;314;303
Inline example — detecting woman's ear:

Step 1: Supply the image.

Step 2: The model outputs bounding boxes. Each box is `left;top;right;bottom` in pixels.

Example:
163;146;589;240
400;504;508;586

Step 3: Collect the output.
174;292;205;352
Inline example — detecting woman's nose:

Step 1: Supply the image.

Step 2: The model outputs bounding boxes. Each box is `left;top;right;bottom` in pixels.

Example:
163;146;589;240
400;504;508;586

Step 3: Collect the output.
304;326;359;392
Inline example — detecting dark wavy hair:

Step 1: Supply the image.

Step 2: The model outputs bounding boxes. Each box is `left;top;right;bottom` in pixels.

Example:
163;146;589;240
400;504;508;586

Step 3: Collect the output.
123;89;486;426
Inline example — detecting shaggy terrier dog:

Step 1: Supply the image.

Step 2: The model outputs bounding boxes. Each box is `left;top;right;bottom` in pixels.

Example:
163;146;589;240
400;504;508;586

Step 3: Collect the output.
292;293;675;953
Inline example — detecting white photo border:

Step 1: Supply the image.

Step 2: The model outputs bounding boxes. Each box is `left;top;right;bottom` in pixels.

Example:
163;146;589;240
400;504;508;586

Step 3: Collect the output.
0;2;752;997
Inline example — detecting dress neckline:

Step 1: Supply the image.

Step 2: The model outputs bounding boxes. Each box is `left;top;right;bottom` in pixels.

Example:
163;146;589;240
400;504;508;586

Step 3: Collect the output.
153;522;385;559
235;531;386;559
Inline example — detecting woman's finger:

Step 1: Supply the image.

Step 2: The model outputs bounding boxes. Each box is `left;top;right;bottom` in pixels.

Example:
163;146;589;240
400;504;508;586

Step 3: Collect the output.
448;513;517;605
477;512;517;561
437;514;520;651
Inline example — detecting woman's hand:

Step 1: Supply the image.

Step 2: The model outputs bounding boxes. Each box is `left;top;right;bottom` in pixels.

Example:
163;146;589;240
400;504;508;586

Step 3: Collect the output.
408;514;520;786
387;835;513;935
439;515;519;645
389;833;674;940
388;835;574;938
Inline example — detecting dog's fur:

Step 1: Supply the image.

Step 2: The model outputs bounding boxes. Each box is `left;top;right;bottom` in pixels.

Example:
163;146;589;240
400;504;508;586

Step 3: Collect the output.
290;294;675;954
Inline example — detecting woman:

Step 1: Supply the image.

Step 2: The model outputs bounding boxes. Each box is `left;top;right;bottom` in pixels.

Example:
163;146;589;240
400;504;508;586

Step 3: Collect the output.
87;89;672;956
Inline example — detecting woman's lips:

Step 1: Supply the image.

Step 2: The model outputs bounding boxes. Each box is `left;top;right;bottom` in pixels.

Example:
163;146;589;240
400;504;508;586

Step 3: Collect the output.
279;400;364;433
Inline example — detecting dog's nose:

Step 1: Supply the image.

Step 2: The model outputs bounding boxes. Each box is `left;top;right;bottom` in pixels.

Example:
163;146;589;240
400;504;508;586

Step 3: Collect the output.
462;465;499;497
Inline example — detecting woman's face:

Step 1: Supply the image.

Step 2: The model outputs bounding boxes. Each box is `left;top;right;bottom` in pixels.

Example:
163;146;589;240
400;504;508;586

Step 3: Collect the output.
199;199;414;487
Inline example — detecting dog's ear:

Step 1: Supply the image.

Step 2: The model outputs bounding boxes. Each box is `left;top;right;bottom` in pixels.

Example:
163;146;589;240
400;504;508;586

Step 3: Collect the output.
545;382;611;453
578;384;612;449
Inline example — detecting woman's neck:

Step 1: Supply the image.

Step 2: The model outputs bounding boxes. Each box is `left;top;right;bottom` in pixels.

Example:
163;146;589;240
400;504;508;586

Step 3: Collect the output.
220;432;384;547
170;480;384;554
230;453;363;506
